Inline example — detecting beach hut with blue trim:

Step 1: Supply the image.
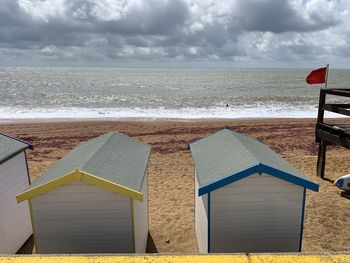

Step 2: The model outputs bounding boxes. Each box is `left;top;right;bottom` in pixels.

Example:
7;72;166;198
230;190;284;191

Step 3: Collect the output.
0;133;33;253
16;131;151;254
189;128;319;253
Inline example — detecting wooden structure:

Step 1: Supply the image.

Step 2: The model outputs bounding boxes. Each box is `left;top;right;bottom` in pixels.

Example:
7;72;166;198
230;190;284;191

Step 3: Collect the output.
316;88;350;178
17;131;151;254
0;133;33;254
189;128;318;253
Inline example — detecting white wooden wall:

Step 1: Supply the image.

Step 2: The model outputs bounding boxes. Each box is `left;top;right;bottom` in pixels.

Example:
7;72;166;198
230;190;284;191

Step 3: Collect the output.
0;152;32;254
195;172;208;253
30;181;133;253
210;173;303;253
134;173;148;252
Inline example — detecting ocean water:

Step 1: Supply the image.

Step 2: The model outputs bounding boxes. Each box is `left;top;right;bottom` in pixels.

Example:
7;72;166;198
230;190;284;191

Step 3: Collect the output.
0;67;349;120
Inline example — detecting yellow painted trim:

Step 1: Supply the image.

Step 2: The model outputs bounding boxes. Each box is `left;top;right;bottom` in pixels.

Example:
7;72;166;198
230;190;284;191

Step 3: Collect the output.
16;169;143;202
249;254;350;263
16;171;80;203
1;255;350;263
130;198;135;253
28;200;38;254
80;170;143;201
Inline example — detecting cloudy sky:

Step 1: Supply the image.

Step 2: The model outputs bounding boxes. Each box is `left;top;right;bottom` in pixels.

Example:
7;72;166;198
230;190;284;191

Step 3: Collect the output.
0;0;349;68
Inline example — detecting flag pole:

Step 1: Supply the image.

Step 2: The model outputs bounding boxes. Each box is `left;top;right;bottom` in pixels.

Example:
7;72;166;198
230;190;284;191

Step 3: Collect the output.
324;64;329;89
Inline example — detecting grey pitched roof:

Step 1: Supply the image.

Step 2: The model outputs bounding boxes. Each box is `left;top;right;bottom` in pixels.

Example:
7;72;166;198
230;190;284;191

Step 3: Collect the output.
189;128;318;193
0;133;32;165
30;131;152;192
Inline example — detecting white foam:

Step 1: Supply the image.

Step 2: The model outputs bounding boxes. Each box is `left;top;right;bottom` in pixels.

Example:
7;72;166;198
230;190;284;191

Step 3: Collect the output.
0;106;344;120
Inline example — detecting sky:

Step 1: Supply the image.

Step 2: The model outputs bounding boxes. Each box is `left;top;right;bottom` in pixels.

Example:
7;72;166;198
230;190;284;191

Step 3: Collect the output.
0;0;349;68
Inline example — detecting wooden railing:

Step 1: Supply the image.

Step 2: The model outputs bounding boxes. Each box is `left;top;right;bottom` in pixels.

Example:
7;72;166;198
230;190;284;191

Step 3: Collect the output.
316;88;350;178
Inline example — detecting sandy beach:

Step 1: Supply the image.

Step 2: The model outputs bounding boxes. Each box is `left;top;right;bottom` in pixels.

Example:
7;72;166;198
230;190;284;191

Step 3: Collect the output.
2;118;349;253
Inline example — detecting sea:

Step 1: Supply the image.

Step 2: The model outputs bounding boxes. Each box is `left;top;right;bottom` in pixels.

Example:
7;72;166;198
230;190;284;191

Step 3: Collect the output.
0;67;349;120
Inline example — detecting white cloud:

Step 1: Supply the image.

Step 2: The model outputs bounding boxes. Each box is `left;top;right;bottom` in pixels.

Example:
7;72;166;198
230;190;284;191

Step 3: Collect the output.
89;0;127;21
18;0;66;22
188;22;204;34
188;46;198;55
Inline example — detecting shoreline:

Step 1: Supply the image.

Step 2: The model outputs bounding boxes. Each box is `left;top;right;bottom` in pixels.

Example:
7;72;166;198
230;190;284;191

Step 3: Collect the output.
0;105;345;122
1;116;350;125
0;116;322;124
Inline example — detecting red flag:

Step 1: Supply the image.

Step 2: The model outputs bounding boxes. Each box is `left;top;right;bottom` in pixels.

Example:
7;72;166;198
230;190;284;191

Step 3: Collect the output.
306;67;327;84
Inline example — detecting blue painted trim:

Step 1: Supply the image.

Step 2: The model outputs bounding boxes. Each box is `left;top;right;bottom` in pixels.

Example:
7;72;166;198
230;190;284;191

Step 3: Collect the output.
299;188;306;252
207;192;211;253
256;162;263;175
198;164;258;196
260;164;319;192
24;151;32;185
0;132;33;149
198;162;319;196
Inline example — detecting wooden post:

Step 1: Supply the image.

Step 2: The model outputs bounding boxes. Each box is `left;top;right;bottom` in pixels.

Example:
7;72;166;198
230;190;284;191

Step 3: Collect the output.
316;89;327;178
317;140;327;178
316;89;326;143
324;64;329;89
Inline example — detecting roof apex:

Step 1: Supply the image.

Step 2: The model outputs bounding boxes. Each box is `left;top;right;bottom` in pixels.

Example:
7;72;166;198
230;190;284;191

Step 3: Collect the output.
0;133;32;165
190;128;319;193
23;131;151;196
0;132;33;149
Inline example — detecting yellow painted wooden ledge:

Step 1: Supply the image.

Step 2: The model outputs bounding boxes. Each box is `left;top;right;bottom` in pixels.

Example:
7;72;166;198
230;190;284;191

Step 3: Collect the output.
1;254;350;263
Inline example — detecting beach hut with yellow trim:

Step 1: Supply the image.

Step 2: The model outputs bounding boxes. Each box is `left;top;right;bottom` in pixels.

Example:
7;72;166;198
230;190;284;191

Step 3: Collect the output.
17;131;151;254
189;128;319;253
0;133;33;253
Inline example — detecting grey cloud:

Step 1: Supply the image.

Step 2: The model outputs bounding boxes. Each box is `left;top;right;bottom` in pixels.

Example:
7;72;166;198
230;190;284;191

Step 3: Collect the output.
0;0;348;67
0;0;190;49
233;0;339;33
0;1;84;49
0;1;33;44
335;43;350;57
0;1;28;28
100;0;189;35
64;0;189;36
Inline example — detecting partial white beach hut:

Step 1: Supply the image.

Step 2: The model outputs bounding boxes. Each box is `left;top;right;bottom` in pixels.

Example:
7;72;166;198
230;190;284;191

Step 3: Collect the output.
0;133;33;254
189;128;319;253
17;131;151;254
